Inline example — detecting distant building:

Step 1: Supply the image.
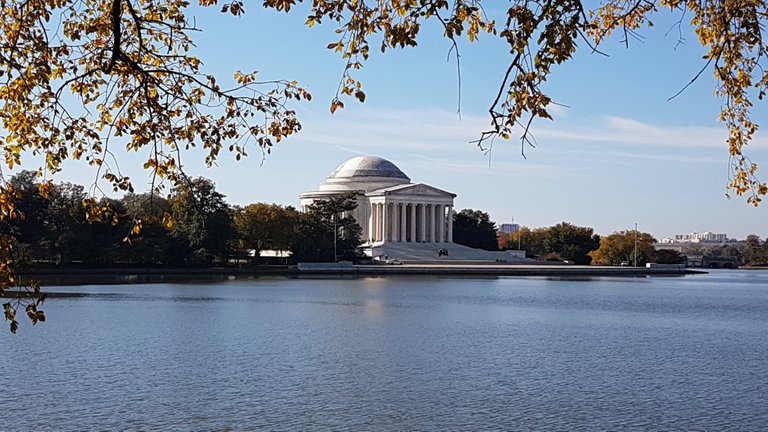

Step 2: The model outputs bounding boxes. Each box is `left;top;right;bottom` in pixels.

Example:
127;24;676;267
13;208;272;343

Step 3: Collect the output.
499;223;520;234
673;232;728;243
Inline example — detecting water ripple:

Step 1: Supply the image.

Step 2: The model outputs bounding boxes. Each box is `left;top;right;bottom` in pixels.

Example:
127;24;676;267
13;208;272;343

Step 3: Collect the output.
2;270;767;430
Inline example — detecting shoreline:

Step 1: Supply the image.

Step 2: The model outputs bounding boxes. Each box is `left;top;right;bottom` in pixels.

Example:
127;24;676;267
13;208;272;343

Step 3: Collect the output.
10;263;707;285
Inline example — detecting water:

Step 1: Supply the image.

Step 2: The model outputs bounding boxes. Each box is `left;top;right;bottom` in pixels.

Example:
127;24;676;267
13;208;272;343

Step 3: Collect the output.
2;270;767;431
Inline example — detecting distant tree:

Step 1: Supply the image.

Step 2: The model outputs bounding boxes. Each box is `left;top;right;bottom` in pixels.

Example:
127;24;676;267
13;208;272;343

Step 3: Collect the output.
540;251;563;261
43;183;89;264
234;203;299;260
589;230;656;266
653;249;685;264
743;235;768;266
706;244;743;261
121;193;172;220
291;193;362;263
499;223;598;262
497;231;514;250
679;244;707;257
117;193;182;265
77;198;133;265
763;237;768;265
8;172;50;261
453;209;498;251
543;222;600;264
499;226;548;258
521;227;550;259
170;178;234;265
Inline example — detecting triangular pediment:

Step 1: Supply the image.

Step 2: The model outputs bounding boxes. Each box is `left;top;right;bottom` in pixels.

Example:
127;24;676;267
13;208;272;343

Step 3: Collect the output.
368;183;456;198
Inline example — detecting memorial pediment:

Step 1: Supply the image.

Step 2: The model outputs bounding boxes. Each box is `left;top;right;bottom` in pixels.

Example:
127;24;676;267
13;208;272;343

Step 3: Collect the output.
369;183;457;198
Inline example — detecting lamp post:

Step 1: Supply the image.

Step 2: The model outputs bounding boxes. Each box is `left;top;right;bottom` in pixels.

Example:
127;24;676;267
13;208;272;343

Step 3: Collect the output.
333;213;338;263
634;222;638;267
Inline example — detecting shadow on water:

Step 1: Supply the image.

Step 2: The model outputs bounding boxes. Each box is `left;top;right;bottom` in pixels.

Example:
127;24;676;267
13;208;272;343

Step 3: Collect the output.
24;273;275;287
11;270;699;288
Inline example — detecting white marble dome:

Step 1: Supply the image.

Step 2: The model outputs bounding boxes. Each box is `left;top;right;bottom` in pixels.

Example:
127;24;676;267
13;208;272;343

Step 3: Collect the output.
312;156;411;193
329;156;410;180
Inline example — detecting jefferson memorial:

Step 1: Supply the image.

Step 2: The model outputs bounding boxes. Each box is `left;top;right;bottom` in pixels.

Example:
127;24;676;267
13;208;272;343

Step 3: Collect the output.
301;156;526;262
300;156;455;246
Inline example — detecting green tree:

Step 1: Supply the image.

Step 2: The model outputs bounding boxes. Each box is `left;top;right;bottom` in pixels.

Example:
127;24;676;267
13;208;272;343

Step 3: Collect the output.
118;193;183;265
589;230;656;266
292;193;362;262
653;248;685;264
763;237;768;265
743;235;767;266
543;222;600;265
234;203;298;260
8;172;50;261
499;223;598;262
453;209;498;251
170;178;234;265
706;244;743;261
499;226;548;259
43;183;89;265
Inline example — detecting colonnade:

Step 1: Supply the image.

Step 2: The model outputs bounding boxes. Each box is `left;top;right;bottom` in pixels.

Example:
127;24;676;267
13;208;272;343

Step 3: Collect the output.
368;202;453;244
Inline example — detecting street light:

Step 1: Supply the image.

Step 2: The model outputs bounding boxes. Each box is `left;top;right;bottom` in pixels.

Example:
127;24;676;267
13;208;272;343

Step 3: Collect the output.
634;222;638;267
333;213;338;263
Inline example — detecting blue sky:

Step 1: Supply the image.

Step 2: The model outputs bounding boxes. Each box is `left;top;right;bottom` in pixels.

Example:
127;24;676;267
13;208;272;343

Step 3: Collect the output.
50;4;768;239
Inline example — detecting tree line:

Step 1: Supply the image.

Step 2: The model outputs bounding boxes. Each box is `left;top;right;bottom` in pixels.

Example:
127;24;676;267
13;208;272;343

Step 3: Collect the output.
497;222;689;266
497;221;768;266
4;172;363;267
5;171;765;268
433;211;683;266
674;236;768;267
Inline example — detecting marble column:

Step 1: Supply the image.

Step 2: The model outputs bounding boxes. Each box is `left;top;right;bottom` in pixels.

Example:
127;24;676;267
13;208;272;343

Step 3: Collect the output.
381;203;392;242
390;203;395;242
382;203;387;242
418;204;426;242
400;203;408;242
414;204;419;242
427;204;434;243
447;205;453;243
371;203;377;242
437;204;444;243
368;203;374;243
409;203;416;242
433;205;439;242
382;202;388;243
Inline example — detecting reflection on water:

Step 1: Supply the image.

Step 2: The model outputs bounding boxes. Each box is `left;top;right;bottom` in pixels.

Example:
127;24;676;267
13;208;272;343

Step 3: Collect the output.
2;270;767;431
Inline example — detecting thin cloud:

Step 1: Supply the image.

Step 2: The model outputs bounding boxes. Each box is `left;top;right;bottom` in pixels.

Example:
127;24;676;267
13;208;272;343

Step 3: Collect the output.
404;154;563;179
603;151;722;165
295;107;767;161
538;115;767;151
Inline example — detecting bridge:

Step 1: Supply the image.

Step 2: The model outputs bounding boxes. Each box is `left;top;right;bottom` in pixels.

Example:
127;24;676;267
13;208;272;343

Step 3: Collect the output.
685;255;741;268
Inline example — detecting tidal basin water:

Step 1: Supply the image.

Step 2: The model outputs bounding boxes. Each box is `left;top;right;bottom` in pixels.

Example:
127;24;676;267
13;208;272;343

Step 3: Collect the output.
2;270;767;431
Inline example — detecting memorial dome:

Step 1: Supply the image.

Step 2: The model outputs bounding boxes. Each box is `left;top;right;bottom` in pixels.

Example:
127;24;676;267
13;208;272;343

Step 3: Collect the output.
328;156;410;180
299;155;411;195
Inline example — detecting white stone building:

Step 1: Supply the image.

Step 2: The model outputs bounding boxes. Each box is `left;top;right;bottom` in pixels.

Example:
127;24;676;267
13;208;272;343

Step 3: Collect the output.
300;156;456;247
300;156;528;262
499;223;520;234
673;232;729;243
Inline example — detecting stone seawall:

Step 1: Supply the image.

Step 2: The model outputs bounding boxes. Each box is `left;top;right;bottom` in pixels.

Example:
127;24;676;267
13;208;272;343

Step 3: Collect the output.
297;263;698;276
